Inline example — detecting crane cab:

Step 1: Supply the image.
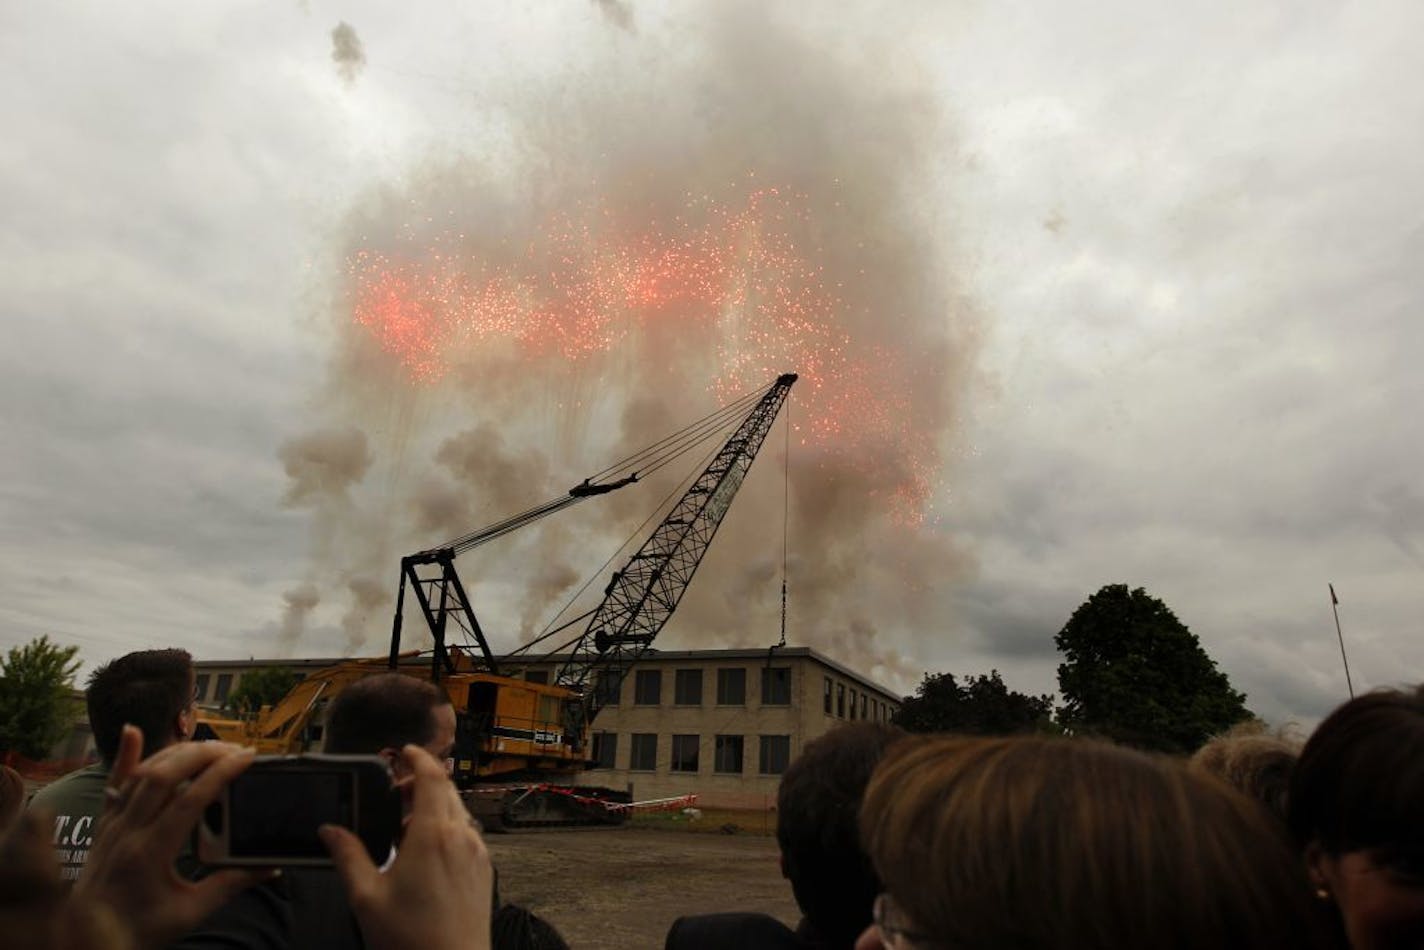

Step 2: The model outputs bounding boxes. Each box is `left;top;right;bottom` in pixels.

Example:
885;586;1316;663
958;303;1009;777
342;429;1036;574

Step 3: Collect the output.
441;673;588;786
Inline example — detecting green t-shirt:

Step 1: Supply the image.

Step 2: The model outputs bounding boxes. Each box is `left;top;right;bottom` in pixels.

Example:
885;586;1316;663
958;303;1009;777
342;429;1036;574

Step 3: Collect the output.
27;761;109;881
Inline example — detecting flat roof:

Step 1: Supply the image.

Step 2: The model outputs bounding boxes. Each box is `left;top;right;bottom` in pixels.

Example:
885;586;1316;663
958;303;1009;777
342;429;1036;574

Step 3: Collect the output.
193;645;903;702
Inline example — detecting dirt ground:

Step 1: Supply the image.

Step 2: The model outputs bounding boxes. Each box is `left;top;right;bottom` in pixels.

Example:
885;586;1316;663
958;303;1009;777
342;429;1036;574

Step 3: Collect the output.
486;826;799;950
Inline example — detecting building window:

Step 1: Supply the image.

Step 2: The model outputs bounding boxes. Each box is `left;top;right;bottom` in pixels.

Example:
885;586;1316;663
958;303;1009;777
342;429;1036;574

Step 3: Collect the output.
634;669;662;705
674;669;703;706
849;688;858;720
714;735;744;773
762;667;791;705
759;735;791;775
861;694;869;720
214;673;233;703
836;683;846;718
194;673;211;702
594;671;620;706
591;732;617;769
525;670;549;684
629;733;658;771
823;677;833;714
716;668;746;705
671;734;700;772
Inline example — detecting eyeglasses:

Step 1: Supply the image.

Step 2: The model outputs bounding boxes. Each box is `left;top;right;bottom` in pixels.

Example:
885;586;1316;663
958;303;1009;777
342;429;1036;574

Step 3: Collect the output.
873;893;931;947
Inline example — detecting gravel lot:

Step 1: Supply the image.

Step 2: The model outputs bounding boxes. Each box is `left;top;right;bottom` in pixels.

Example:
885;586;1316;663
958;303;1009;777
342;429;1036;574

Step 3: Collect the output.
486;826;799;949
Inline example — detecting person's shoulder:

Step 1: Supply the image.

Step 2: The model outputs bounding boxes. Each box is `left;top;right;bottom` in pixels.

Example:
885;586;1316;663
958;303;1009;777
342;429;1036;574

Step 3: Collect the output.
171;872;294;950
28;762;109;808
665;912;807;950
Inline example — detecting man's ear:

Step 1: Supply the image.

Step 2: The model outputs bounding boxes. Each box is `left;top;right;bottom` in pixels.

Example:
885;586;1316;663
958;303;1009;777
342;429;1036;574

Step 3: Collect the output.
175;706;195;742
379;747;404;774
1304;841;1333;898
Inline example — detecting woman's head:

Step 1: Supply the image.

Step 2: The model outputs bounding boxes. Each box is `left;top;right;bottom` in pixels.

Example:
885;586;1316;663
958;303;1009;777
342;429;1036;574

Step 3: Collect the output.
857;735;1325;950
1189;730;1300;825
1290;685;1424;950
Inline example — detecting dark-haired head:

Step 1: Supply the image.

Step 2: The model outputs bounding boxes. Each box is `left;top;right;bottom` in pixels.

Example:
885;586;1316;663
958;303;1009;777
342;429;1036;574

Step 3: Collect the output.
1290;685;1424;950
86;649;194;765
776;722;905;948
323;674;455;774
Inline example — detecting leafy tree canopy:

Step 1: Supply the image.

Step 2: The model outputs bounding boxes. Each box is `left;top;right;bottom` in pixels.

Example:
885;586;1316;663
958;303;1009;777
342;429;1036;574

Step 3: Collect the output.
0;635;82;759
224;667;301;716
1055;583;1251;754
894;669;1054;736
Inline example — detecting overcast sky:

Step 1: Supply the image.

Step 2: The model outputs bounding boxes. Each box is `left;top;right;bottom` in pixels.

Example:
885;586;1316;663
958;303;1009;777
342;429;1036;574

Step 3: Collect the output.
2;1;1420;727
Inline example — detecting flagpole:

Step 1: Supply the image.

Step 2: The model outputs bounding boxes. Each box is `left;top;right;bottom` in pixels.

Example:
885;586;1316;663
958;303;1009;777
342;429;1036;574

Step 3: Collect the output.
1329;583;1354;699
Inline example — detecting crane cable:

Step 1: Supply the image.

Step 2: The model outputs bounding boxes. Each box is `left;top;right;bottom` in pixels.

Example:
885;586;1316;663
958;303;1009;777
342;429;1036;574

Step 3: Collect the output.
779;391;791;649
519;433;730;665
429;383;771;557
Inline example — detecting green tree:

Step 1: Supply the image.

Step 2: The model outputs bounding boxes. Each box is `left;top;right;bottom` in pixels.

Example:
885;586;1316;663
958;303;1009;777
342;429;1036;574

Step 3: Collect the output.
894;669;1054;735
1055;584;1251;753
224;667;301;716
0;635;82;759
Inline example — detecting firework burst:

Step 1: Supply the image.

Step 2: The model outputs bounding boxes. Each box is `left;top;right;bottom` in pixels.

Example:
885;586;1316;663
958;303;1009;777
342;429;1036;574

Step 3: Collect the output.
347;188;937;524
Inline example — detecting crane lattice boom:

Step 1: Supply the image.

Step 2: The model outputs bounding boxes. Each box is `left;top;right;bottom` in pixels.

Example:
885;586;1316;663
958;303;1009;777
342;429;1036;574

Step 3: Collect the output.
555;373;797;728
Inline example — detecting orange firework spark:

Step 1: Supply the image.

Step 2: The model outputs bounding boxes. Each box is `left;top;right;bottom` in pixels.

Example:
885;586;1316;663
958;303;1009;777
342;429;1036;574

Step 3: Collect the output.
347;190;936;524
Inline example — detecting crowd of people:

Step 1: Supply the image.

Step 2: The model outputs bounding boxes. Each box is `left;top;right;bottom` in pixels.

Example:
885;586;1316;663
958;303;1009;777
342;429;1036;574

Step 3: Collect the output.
1;646;1421;950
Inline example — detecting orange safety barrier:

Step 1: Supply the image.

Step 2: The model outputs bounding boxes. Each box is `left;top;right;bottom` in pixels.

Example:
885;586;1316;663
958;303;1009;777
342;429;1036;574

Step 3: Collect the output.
515;783;698;814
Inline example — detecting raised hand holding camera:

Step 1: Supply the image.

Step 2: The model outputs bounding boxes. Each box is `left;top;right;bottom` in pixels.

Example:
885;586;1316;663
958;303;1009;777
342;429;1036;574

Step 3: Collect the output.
321;743;493;950
73;725;273;949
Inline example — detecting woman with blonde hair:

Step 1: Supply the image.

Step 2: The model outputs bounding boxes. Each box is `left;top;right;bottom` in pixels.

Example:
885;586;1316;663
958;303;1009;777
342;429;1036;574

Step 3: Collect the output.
856;735;1331;950
1189;728;1300;825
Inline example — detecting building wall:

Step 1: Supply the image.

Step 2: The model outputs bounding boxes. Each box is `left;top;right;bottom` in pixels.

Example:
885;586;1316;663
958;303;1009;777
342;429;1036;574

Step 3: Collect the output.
504;650;898;810
191;647;900;810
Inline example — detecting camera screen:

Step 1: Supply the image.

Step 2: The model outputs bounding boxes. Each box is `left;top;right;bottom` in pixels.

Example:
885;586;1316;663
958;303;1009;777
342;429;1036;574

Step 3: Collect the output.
228;769;354;858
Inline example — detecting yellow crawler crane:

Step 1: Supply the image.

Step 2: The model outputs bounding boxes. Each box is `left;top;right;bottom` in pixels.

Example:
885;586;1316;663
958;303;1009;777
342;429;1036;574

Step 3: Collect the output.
208;374;797;828
196;654;406;752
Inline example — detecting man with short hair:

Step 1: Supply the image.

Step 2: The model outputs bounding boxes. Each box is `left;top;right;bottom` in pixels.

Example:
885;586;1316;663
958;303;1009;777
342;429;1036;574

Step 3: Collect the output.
173;672;460;950
665;722;905;950
28;648;196;880
323;673;456;768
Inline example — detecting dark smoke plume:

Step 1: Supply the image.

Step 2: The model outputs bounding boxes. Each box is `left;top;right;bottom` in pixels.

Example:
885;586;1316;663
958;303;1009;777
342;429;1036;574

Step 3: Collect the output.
330;22;365;86
278;427;371;506
295;3;977;686
341;575;388;652
279;583;321;649
591;0;635;32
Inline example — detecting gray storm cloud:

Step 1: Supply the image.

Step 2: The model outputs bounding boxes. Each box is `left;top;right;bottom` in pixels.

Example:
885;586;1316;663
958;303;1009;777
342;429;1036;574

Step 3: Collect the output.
330;22;365;86
290;2;978;679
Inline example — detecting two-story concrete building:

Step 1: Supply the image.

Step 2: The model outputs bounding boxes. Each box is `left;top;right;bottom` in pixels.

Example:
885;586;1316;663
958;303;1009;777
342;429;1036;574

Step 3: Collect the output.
192;646;900;809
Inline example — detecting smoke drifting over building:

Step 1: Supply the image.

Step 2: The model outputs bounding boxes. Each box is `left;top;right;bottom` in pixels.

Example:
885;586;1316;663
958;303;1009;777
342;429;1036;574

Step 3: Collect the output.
278;427;372;507
285;3;978;683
